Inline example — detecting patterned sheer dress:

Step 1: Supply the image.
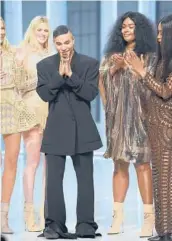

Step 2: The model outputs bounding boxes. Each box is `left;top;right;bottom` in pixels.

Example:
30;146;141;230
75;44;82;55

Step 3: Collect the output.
141;61;172;236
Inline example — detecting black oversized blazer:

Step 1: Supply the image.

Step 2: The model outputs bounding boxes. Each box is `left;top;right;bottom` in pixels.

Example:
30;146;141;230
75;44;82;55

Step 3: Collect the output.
36;52;102;155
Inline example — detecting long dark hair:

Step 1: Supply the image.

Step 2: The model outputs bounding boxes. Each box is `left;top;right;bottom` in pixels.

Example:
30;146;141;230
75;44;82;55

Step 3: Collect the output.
157;14;172;81
104;11;156;57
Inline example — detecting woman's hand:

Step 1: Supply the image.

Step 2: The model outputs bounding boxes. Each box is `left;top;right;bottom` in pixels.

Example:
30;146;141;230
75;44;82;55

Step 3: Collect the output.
124;51;146;78
109;54;124;76
110;53;124;69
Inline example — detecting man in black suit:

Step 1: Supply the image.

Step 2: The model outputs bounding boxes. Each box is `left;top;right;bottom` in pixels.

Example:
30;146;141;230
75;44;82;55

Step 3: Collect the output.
36;25;102;239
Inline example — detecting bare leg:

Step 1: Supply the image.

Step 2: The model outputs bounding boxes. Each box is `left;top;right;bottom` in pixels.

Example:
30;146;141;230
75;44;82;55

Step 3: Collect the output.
108;161;130;234
135;163;153;204
1;133;21;233
113;162;130;202
23;128;41;203
135;163;154;237
23;127;42;232
2;133;21;202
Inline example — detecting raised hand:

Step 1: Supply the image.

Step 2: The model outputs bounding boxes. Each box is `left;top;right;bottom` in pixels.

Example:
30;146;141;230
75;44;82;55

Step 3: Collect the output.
124;51;146;78
64;60;72;77
59;60;65;76
109;53;125;76
110;53;124;69
59;50;73;77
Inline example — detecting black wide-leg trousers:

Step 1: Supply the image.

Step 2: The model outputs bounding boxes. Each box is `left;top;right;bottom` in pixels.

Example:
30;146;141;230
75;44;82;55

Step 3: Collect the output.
44;151;98;235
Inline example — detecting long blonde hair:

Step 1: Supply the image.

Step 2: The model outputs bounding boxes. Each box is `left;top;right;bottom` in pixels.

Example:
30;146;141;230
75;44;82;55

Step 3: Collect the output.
21;16;51;51
0;17;11;52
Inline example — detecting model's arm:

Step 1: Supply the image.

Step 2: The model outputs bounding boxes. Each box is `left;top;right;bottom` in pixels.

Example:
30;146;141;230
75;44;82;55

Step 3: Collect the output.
125;51;172;99
13;55;26;90
13;47;32;93
142;72;172;99
36;62;65;102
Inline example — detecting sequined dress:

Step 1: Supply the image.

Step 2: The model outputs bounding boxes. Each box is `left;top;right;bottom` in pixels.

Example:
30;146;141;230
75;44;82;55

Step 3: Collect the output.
99;53;156;164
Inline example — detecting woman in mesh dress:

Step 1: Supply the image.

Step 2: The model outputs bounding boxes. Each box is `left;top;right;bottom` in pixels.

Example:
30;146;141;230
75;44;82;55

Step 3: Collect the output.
126;14;172;241
99;12;156;237
17;16;51;232
0;17;38;234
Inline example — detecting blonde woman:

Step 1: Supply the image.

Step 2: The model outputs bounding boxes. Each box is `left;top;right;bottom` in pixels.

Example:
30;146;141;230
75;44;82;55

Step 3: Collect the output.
0;17;38;234
17;16;51;232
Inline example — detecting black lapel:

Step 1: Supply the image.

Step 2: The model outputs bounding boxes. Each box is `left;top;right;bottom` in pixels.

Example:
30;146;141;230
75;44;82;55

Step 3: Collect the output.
54;53;60;69
50;53;60;70
71;51;78;73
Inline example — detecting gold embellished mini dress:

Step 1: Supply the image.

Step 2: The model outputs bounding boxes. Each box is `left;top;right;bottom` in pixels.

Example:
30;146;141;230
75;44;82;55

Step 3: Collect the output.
20;49;50;133
0;50;38;134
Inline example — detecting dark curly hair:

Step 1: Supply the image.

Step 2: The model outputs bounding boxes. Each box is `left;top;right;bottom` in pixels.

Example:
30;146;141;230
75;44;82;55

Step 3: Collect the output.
157;14;172;81
104;11;156;57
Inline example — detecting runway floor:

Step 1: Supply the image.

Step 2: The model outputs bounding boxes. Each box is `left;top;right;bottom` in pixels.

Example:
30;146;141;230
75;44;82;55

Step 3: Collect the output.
1;154;155;241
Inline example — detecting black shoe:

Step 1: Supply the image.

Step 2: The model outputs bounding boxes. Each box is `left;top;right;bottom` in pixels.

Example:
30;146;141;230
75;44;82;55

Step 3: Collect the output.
159;234;172;241
76;222;101;239
38;225;77;239
38;227;60;239
76;233;102;239
148;234;172;241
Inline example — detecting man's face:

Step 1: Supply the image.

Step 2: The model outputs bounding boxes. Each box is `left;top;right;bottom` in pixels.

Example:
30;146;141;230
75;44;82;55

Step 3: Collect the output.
54;32;74;59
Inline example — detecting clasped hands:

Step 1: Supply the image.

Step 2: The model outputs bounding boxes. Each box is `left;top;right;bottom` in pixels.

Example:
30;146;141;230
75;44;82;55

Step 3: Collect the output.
59;53;72;78
111;51;146;78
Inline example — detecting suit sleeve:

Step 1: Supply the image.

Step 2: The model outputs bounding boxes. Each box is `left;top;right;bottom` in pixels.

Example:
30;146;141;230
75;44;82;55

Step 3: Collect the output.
36;62;65;102
65;60;99;101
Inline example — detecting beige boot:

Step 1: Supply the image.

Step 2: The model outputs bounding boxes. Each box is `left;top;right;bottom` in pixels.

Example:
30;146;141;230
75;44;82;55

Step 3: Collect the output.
37;204;45;231
1;203;13;234
140;204;155;238
24;202;42;232
108;202;124;235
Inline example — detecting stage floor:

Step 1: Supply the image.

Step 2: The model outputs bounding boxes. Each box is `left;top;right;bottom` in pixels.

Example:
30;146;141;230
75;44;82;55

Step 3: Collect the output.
1;155;155;241
3;228;151;241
